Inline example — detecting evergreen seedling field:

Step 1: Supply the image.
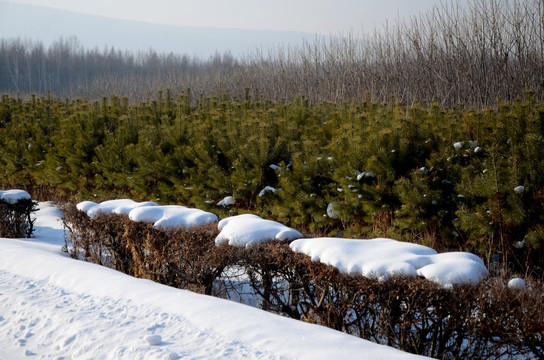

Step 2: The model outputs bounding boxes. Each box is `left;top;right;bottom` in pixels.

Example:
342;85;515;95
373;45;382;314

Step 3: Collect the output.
1;92;543;276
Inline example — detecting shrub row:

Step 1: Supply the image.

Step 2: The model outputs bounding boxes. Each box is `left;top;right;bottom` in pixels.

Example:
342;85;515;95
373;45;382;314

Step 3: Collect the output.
63;203;544;359
0;198;37;238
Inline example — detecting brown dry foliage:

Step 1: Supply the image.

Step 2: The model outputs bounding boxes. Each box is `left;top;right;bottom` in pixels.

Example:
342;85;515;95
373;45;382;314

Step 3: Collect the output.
63;203;224;294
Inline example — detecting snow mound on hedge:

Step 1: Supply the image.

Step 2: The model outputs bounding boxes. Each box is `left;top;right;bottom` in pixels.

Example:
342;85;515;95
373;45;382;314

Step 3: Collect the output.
77;199;158;218
216;214;303;248
129;205;218;230
77;200;218;229
290;237;488;286
0;189;31;204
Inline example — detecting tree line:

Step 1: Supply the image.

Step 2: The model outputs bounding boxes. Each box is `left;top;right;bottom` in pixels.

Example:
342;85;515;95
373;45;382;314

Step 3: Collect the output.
1;0;544;108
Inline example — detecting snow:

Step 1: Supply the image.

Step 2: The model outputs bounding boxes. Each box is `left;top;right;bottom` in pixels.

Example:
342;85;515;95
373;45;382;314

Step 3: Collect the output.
129;205;218;230
453;141;464;149
216;214;303;248
217;196;235;207
77;199;158;218
145;334;163;346
77;200;217;229
468;140;479;148
0;189;31;204
326;202;339;218
357;171;375;181
416;252;489;286
508;277;526;290
0;202;426;359
76;200;99;213
290;237;488;286
258;186;276;197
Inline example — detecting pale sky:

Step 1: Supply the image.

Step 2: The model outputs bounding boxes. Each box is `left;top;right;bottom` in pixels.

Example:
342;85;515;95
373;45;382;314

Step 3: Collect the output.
4;0;450;35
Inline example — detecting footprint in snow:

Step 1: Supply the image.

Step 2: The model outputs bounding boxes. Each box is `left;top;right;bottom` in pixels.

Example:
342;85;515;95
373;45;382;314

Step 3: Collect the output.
146;323;166;332
24;349;37;356
64;334;76;346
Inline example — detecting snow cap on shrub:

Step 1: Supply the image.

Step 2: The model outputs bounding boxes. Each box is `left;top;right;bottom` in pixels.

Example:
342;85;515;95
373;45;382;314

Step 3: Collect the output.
77;199;158;218
129;205;218;230
0;189;31;204
215;214;303;248
290;237;488;286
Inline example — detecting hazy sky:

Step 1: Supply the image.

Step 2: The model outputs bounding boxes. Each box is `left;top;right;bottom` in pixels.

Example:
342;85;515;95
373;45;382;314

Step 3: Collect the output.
5;0;449;34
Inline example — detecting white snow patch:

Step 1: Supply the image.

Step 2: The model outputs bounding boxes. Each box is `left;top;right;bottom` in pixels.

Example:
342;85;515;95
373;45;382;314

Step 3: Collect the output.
76;200;98;213
416;252;488;286
0;189;31;204
290;237;488;286
145;334;163;346
129;205;218;230
258;186;276;197
453;142;463;149
76;199;217;229
357;171;375;181
508;277;526;290
216;214;303;248
217;196;235;207
326;203;339;218
78;199;158;218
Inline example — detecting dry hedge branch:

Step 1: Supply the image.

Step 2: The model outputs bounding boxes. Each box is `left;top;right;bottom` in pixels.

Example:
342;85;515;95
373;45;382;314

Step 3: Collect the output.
0;198;37;238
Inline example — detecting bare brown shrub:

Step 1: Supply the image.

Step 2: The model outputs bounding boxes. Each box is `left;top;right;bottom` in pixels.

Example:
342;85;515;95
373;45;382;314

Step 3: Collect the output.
0;198;37;238
62;203;224;295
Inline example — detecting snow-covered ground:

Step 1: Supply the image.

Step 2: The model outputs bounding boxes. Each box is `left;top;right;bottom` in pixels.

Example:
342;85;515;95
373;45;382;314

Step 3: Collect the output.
0;202;427;359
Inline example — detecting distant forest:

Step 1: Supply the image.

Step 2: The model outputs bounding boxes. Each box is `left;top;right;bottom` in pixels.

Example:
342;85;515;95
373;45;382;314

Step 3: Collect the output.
1;0;544;108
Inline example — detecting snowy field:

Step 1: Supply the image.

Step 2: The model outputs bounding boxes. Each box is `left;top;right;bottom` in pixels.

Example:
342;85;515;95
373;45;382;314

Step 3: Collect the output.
0;202;428;359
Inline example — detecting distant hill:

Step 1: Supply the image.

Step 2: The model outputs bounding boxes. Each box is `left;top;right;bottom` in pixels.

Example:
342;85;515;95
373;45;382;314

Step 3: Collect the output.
0;2;320;58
